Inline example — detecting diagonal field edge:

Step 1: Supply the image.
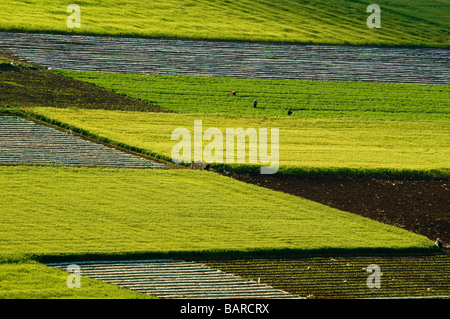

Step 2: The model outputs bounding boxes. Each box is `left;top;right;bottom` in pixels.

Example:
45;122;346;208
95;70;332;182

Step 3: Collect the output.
0;115;166;168
48;259;303;299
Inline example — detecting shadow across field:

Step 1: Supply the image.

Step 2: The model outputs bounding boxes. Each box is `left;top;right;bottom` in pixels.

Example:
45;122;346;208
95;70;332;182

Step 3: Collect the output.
32;246;443;265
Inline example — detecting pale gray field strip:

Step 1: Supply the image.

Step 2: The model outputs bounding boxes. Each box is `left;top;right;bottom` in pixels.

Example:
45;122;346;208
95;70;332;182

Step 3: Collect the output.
0;116;165;168
0;32;448;84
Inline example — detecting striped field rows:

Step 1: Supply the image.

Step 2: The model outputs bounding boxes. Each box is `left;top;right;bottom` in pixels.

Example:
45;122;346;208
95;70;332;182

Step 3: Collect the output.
0;116;165;168
48;260;301;299
0;32;448;84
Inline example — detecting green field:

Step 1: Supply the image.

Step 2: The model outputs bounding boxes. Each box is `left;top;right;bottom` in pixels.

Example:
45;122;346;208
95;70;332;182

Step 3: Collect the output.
0;0;449;47
0;261;153;299
0;166;435;263
29;107;450;177
57;70;450;121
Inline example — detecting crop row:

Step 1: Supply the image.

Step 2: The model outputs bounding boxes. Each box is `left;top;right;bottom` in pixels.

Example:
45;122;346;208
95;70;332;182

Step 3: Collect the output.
0;115;165;168
204;255;450;298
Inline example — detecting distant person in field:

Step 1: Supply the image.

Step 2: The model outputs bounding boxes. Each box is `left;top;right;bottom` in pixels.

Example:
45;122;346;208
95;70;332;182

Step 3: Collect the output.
287;109;293;116
253;99;257;108
231;91;236;96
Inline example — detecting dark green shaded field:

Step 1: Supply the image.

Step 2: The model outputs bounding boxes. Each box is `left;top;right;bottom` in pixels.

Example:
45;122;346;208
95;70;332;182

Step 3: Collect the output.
56;70;450;121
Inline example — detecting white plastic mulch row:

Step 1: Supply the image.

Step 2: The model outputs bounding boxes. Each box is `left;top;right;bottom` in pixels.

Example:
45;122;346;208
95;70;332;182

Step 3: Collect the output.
47;259;301;299
0;116;165;168
0;31;448;85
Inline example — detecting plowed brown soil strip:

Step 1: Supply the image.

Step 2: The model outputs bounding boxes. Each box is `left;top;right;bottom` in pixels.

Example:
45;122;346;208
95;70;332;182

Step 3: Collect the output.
0;51;169;112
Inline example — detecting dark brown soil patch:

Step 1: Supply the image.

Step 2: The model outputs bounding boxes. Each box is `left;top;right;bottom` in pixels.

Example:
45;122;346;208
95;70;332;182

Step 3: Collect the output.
0;51;170;112
225;172;450;247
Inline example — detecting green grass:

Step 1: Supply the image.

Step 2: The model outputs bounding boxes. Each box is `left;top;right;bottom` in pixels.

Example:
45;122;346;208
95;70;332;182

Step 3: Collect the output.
28;108;450;177
0;166;436;263
56;70;450;121
0;0;448;47
0;261;154;299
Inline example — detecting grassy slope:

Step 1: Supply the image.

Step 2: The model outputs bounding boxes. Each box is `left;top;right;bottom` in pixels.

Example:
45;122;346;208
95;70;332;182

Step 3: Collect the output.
29;107;450;176
57;70;450;121
0;166;435;263
0;261;153;299
0;0;448;47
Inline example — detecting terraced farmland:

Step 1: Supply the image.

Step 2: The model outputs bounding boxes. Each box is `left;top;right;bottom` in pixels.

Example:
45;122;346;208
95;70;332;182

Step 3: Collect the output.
48;260;300;299
1;32;448;84
0;116;165;168
0;0;448;301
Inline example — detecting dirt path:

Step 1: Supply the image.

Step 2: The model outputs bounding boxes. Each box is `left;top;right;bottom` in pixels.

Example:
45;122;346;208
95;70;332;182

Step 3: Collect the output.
1;32;448;84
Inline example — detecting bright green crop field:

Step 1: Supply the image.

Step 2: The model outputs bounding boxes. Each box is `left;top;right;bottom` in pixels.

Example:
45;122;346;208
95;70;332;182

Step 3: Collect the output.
0;166;435;263
0;0;448;47
57;70;450;121
0;261;153;299
29;107;450;177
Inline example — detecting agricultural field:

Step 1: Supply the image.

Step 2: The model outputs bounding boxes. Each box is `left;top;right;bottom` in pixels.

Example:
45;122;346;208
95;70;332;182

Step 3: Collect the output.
0;50;449;301
205;255;450;299
0;165;445;300
29;107;450;177
0;261;153;299
1;166;435;263
0;0;448;303
56;70;450;121
0;0;449;47
230;174;450;244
